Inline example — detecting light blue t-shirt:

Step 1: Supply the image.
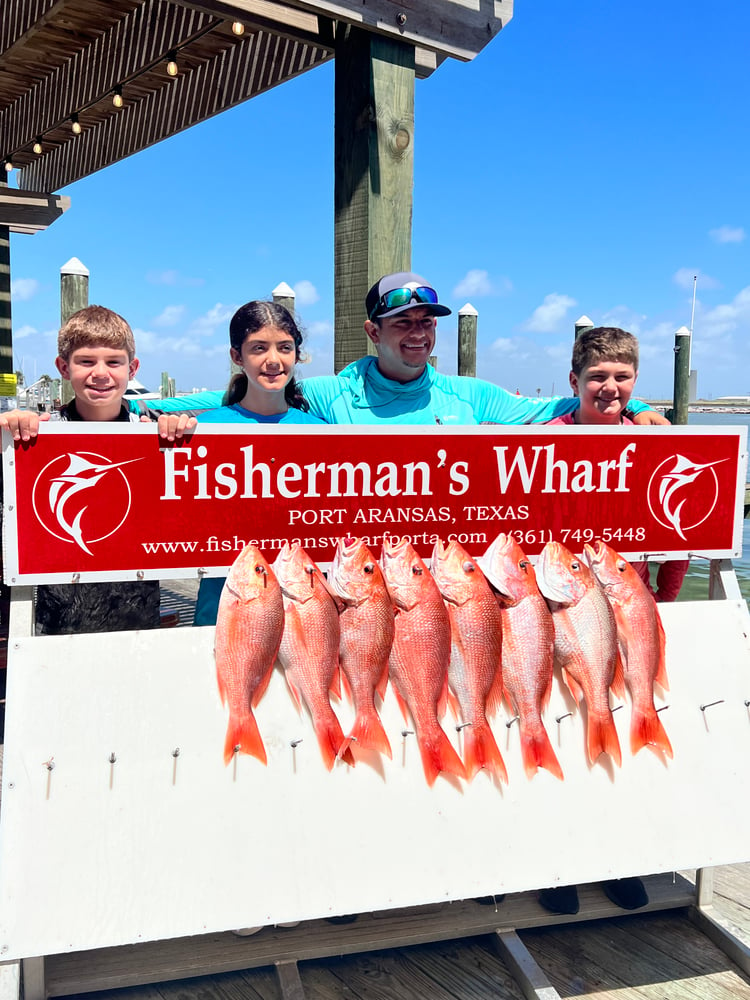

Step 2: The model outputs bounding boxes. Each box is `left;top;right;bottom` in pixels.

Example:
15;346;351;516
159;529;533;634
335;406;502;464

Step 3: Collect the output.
149;361;650;424
196;403;325;424
193;403;324;625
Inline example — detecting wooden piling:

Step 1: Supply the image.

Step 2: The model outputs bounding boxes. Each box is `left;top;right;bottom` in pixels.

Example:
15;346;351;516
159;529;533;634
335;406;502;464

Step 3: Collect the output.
60;257;89;404
457;303;478;377
673;325;691;425
0;175;12;386
334;25;415;371
574;314;594;341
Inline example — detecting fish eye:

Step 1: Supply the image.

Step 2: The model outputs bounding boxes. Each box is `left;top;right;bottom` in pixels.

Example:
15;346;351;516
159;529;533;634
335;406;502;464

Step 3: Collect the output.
364;564;374;574
462;561;475;573
617;560;627;573
571;561;580;570
519;560;528;570
412;566;423;576
254;565;265;575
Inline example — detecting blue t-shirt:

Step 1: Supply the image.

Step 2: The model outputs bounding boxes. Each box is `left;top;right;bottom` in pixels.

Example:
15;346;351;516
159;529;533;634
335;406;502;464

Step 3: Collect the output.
149;361;650;424
193;403;324;625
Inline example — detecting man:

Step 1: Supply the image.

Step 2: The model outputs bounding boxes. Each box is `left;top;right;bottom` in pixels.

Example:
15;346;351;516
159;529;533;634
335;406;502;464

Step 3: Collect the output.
153;271;666;434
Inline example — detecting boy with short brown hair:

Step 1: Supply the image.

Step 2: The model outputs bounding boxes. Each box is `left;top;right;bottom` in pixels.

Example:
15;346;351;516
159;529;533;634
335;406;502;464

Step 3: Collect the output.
1;305;161;633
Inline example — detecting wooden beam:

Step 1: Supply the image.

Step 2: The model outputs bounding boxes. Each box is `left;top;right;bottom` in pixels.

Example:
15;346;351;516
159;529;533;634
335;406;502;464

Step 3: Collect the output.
333;25;414;371
0;2;220;158
493;930;562;1000
177;0;323;39
0;0;70;60
19;31;329;191
280;0;514;61
0;189;69;230
0;179;12;378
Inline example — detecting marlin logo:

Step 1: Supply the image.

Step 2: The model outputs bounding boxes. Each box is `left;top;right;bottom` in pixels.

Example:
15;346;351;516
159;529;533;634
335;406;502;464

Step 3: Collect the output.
650;454;725;540
45;453;141;554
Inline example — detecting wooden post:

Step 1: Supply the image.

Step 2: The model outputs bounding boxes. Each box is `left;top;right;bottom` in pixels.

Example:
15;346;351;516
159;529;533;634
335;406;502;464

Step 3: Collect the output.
457;303;478;377
672;325;691;425
574;314;594;341
272;281;296;316
161;372;170;398
334;25;415;372
60;257;89;404
0;174;12;383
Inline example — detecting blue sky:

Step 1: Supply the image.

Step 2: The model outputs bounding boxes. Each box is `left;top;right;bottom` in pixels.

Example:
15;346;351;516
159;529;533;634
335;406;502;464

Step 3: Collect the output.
7;0;750;400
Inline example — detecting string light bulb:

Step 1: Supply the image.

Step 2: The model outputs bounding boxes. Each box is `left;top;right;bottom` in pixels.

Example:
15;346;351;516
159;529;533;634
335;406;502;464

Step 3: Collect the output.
166;51;179;77
71;112;82;135
4;158;12;173
231;21;245;35
33;137;42;154
112;85;123;109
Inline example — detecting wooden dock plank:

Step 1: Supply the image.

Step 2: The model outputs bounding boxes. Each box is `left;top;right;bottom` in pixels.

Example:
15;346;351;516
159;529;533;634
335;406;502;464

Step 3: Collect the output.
520;911;750;1000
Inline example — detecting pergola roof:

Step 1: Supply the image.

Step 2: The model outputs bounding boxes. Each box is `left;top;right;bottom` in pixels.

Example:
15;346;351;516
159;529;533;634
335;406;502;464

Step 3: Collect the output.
0;0;512;193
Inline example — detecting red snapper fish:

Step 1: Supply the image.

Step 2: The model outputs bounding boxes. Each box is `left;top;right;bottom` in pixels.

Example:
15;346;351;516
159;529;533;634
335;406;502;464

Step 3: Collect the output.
330;536;394;760
214;544;285;765
380;536;466;786
584;540;672;758
273;542;354;770
431;538;507;782
483;533;563;781
536;541;622;768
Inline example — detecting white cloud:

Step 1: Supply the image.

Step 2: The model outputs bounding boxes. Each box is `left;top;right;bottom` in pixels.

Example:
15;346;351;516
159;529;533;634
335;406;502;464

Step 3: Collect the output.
522;293;577;332
293;280;319;307
189;303;235;338
13;323;37;340
452;270;512;299
599;306;648;335
709;225;746;244
153;305;186;328
700;286;750;339
11;278;40;301
490;337;516;353
673;268;720;291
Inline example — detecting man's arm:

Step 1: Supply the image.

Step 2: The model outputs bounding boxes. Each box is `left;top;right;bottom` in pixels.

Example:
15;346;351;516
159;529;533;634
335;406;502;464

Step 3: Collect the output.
468;380;659;424
131;389;224;415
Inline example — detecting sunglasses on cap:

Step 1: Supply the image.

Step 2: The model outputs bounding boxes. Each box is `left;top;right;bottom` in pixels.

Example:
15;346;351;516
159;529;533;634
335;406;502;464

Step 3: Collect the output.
368;285;440;320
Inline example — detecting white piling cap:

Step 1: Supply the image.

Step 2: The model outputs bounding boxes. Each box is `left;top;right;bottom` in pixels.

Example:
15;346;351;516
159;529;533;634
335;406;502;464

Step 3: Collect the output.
458;303;478;316
675;325;691;337
272;281;295;298
60;257;89;276
575;314;593;327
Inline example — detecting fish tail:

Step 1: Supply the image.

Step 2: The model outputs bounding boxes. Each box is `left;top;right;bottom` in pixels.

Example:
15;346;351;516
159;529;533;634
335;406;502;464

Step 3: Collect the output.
418;729;467;786
587;713;622;767
631;707;673;759
462;721;508;784
314;711;355;771
340;709;392;760
223;712;267;766
519;725;564;782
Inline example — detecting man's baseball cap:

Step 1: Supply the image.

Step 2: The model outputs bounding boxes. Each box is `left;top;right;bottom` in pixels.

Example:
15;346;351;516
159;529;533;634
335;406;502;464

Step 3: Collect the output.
366;272;452;321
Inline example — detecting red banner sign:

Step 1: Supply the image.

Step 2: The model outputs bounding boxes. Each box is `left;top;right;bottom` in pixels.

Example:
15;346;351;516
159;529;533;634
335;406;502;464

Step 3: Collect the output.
3;424;747;584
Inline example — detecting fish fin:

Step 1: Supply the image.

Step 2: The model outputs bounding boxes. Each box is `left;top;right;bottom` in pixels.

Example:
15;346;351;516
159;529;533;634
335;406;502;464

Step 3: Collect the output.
462;720;508;783
224;713;267;767
283;674;304;713
446;687;462;721
216;664;228;707
562;667;584;705
631;707;673;759
340;709;392;760
338;665;353;703
314;710;355;770
586;713;622;768
610;651;626;701
329;664;342;702
250;664;275;709
519;725;564;781
486;665;504;718
392;686;411;724
654;615;669;691
417;729;467;786
437;674;450;721
375;663;389;703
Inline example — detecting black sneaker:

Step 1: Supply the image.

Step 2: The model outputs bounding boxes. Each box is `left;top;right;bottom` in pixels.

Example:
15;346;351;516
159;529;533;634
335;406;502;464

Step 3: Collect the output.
538;885;580;915
602;877;648;910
